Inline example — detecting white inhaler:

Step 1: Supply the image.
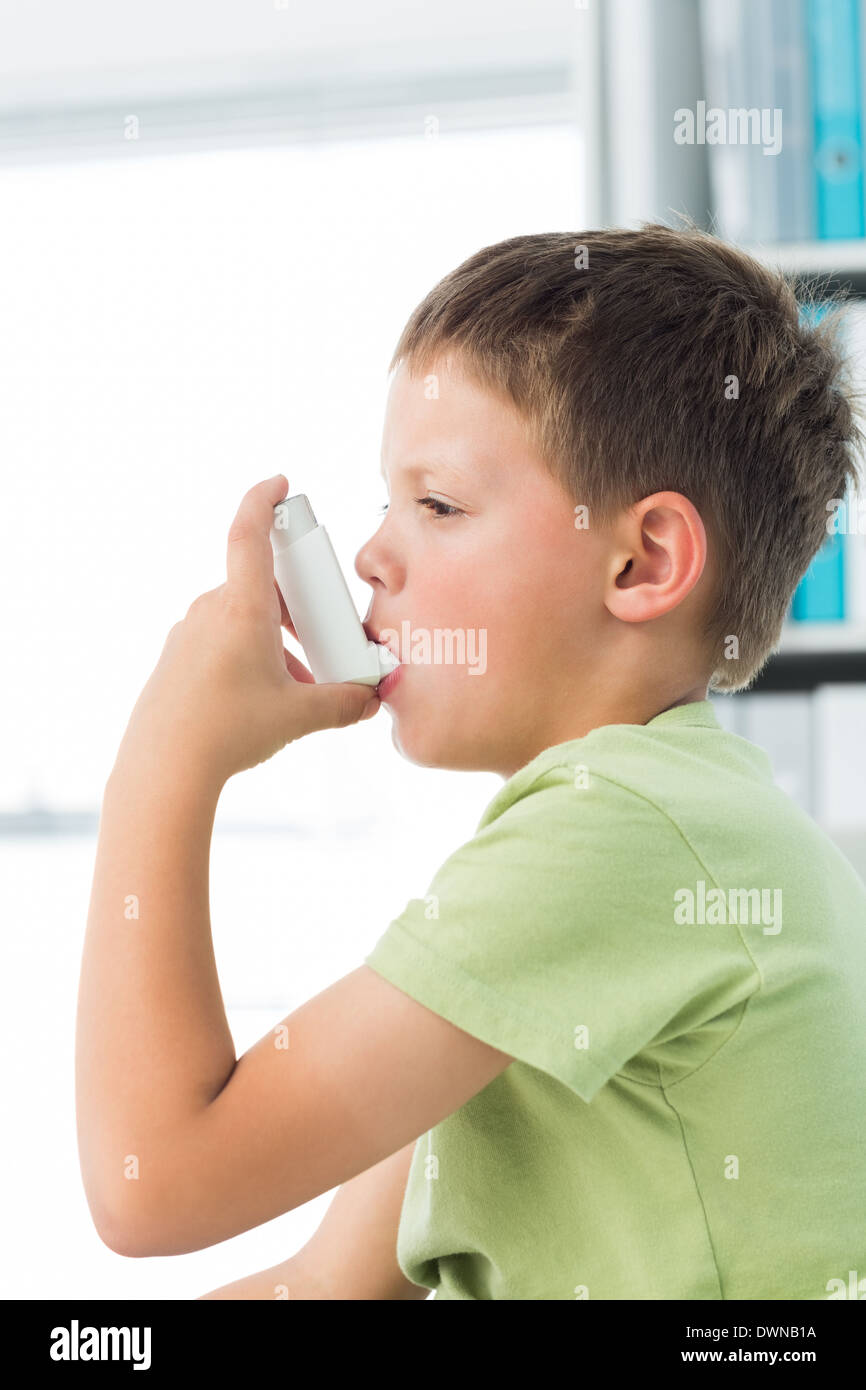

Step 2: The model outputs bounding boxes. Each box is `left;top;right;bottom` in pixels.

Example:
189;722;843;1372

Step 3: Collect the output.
270;494;400;687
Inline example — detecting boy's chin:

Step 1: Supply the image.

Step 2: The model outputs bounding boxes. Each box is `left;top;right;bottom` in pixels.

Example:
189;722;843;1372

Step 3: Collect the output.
389;714;490;773
390;720;444;770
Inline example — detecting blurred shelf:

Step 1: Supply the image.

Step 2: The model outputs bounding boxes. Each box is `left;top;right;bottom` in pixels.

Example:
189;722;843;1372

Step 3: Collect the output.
743;240;866;297
749;625;866;692
777;621;866;654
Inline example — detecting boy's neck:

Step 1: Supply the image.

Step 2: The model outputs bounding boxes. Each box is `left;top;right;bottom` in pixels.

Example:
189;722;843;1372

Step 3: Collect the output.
655;683;710;716
497;683;710;780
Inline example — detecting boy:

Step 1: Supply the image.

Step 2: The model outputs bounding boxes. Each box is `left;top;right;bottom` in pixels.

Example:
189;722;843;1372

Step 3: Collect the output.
76;224;866;1300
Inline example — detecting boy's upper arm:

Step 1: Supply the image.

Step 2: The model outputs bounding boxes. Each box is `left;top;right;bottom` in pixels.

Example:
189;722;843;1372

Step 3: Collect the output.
107;964;513;1256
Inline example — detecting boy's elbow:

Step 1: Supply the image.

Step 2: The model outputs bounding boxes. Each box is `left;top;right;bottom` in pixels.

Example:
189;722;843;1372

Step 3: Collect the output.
82;1136;205;1258
95;1213;148;1259
83;1110;234;1258
85;1175;181;1259
95;1192;217;1257
86;1192;150;1258
92;1202;192;1259
80;1166;156;1257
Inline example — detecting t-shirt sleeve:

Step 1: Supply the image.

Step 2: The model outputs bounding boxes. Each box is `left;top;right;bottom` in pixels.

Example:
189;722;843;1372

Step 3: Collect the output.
363;765;759;1102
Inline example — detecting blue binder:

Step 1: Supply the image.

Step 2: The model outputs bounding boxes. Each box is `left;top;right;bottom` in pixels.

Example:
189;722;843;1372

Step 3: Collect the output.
791;530;847;620
791;300;847;621
806;0;865;238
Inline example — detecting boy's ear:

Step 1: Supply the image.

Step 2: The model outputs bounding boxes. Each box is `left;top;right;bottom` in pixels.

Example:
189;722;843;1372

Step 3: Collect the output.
605;492;707;624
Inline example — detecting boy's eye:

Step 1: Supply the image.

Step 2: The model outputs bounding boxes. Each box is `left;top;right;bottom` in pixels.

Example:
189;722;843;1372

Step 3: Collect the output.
417;495;463;518
376;496;464;518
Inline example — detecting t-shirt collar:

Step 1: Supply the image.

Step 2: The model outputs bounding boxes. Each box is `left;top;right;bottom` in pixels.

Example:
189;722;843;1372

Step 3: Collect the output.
645;699;720;730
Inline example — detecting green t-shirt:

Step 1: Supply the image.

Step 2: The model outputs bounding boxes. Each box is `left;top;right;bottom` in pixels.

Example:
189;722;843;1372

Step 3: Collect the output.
363;699;866;1300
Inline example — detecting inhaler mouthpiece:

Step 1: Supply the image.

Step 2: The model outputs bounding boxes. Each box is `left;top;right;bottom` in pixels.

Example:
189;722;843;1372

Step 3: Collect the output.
270;494;400;687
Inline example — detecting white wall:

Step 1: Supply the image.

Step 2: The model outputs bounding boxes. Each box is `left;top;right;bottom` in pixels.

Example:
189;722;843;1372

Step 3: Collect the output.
0;0;578;110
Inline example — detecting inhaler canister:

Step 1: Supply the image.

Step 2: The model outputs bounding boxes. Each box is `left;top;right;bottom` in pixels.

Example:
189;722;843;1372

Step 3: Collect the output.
270;495;400;687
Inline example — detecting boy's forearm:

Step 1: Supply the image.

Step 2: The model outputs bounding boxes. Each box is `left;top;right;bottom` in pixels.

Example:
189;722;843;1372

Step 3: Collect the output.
197;1255;329;1300
75;743;236;1227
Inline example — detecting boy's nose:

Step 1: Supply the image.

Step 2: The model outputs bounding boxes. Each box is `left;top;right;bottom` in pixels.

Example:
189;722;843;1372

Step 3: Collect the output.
353;538;373;582
354;527;386;583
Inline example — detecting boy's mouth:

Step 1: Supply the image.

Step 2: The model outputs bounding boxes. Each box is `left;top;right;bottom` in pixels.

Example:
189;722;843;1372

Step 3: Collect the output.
376;663;403;700
363;621;401;663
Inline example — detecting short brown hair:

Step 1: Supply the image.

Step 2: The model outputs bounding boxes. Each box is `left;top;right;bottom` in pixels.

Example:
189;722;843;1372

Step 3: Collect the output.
388;221;864;692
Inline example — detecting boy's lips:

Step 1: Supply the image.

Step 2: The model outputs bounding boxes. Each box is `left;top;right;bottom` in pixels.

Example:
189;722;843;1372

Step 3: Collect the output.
363;621;404;698
363;621;401;662
376;662;403;699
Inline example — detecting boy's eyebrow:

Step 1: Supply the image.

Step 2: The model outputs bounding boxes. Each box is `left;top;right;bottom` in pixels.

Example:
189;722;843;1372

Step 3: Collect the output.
379;459;469;483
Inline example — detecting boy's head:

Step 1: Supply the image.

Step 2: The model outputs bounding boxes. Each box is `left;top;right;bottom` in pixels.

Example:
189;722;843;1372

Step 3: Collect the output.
356;223;863;778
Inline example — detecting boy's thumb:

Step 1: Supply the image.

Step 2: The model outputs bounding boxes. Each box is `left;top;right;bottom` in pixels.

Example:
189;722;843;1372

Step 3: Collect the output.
295;681;380;736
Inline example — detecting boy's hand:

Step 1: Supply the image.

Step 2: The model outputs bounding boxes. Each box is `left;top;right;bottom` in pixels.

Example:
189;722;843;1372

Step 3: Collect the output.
113;475;380;789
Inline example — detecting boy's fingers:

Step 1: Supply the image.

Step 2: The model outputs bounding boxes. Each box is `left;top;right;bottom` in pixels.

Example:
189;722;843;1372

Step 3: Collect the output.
286;682;380;736
226;475;288;601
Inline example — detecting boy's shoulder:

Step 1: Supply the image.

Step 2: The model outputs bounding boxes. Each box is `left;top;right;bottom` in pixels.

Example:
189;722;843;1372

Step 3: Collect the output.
475;702;866;937
482;699;772;834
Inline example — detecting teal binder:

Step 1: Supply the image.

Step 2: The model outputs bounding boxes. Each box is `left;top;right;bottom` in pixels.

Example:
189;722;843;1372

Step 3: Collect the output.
806;0;865;238
791;529;847;620
792;301;847;621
